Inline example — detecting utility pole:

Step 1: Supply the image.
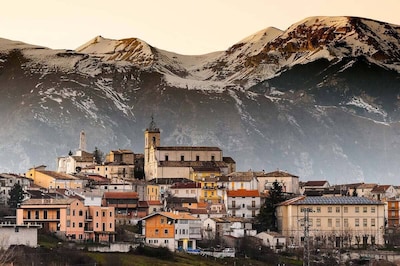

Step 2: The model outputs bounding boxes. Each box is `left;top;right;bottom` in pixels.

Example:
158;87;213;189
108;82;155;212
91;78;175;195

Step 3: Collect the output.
301;207;313;266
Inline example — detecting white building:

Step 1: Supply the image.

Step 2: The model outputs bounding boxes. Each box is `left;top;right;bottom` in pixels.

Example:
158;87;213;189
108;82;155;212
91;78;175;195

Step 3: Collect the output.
226;189;260;218
0;223;42;249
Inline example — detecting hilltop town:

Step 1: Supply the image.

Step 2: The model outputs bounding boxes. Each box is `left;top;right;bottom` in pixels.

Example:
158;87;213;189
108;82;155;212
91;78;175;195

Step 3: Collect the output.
1;119;400;265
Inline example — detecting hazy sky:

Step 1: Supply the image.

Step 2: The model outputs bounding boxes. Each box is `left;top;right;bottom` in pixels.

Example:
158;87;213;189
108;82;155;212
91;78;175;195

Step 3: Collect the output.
2;0;399;55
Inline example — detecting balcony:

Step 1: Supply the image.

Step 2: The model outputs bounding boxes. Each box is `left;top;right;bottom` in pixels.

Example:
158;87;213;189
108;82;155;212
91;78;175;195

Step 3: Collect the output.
203;186;216;190
24;216;60;222
84;226;94;232
247;205;260;210
228;205;241;210
85;215;93;221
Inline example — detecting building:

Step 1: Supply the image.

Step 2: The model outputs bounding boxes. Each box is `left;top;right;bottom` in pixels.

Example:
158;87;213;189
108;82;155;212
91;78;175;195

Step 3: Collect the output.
16;198;115;243
140;211;202;251
276;196;385;248
144;118;235;181
387;198;400;227
370;185;397;201
0;223;42;249
102;191;139;222
0;173;32;205
226;189;260;218
26;166;86;189
299;180;330;195
256;170;300;195
255;231;286;252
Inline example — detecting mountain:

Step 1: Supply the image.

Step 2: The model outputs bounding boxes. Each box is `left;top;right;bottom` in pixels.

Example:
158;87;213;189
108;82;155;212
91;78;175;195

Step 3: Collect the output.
1;16;400;184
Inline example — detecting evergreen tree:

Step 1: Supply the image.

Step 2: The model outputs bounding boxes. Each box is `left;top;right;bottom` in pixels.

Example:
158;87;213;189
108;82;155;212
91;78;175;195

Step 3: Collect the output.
8;183;24;209
255;180;286;232
93;147;104;164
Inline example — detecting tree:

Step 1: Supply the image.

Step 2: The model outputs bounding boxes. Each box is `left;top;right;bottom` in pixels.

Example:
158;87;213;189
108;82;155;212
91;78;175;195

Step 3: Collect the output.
255;180;286;232
93;147;104;164
8;183;24;209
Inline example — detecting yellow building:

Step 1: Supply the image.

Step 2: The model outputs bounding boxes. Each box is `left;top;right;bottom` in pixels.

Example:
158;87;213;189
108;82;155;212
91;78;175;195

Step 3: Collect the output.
276;196;385;248
195;176;221;203
26;166;85;189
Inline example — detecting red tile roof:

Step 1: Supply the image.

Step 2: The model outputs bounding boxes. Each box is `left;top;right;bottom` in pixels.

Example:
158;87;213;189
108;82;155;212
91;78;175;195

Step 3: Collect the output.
103;191;138;199
227;189;259;197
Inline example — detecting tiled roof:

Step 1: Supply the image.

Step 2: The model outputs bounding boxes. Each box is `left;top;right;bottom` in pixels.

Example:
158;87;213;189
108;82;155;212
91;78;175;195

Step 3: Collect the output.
223;157;236;163
157;146;221;151
147;200;163;205
227;189;259;197
142;211;199;220
148;178;192;185
21;198;77;206
262;170;299;178
371;185;391;193
103;191;138;199
303;180;329;187
170;182;201;189
166;197;198;204
279;196;383;206
357;183;378;189
37;170;80;180
159;161;227;168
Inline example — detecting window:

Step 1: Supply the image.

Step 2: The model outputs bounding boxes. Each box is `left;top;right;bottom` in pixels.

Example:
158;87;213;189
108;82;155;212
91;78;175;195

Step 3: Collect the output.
211;155;215;161
164;229;168;234
165;155;169;161
96;211;99;217
44;210;48;219
371;218;376;227
67;220;70;227
363;207;367;213
316;207;321;213
73;222;75;228
79;210;83;216
110;223;112;229
232;201;236;207
161;218;165;224
155;229;159;235
73;210;76;216
66;208;70;215
355;207;359;213
355;219;359;227
344;207;348;213
102;211;105;217
110;211;112;217
180;155;184;161
328;207;332;213
96;223;99;228
242;203;245;208
316;218;321;227
363;219;367;227
196;155;200;161
252;201;256;207
79;222;83;228
336;207;340;213
15;227;19;233
335;219;340;227
344;218;349;227
328;219;332;227
164;240;169;244
371;207;376;213
35;211;39;219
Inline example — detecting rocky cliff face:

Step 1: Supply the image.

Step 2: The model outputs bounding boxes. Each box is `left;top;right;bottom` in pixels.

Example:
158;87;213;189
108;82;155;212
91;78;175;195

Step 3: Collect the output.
1;16;400;184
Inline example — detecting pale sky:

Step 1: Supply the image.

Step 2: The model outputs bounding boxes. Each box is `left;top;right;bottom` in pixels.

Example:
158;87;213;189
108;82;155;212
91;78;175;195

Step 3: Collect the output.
2;0;399;55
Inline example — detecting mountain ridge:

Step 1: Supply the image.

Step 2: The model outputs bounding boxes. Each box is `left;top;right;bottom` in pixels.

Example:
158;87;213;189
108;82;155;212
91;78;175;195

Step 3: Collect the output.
1;16;400;185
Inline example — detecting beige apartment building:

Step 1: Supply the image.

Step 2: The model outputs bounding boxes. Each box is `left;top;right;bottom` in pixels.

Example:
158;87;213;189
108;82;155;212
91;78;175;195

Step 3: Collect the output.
276;196;385;248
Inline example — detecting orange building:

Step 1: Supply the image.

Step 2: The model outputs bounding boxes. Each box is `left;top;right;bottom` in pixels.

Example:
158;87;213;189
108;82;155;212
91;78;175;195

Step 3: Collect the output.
387;199;400;227
141;211;201;251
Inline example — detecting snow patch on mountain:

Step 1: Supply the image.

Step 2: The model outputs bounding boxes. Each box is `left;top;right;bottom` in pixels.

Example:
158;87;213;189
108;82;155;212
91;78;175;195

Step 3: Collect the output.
346;96;387;118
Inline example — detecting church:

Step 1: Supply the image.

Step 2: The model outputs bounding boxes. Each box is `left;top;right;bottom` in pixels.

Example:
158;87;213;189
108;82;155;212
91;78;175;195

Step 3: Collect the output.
144;118;236;181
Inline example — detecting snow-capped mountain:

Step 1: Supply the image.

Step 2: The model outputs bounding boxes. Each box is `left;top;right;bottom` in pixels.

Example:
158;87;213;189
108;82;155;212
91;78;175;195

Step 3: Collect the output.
1;16;400;184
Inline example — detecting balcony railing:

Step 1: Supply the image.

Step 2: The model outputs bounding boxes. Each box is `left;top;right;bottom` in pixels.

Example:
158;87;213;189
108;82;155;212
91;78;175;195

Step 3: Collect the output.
247;205;260;210
227;205;241;210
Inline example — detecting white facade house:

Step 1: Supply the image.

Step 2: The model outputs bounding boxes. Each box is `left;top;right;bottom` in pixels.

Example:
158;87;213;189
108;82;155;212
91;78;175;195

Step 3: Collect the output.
255;231;286;252
226;189;260;218
0;223;42;249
